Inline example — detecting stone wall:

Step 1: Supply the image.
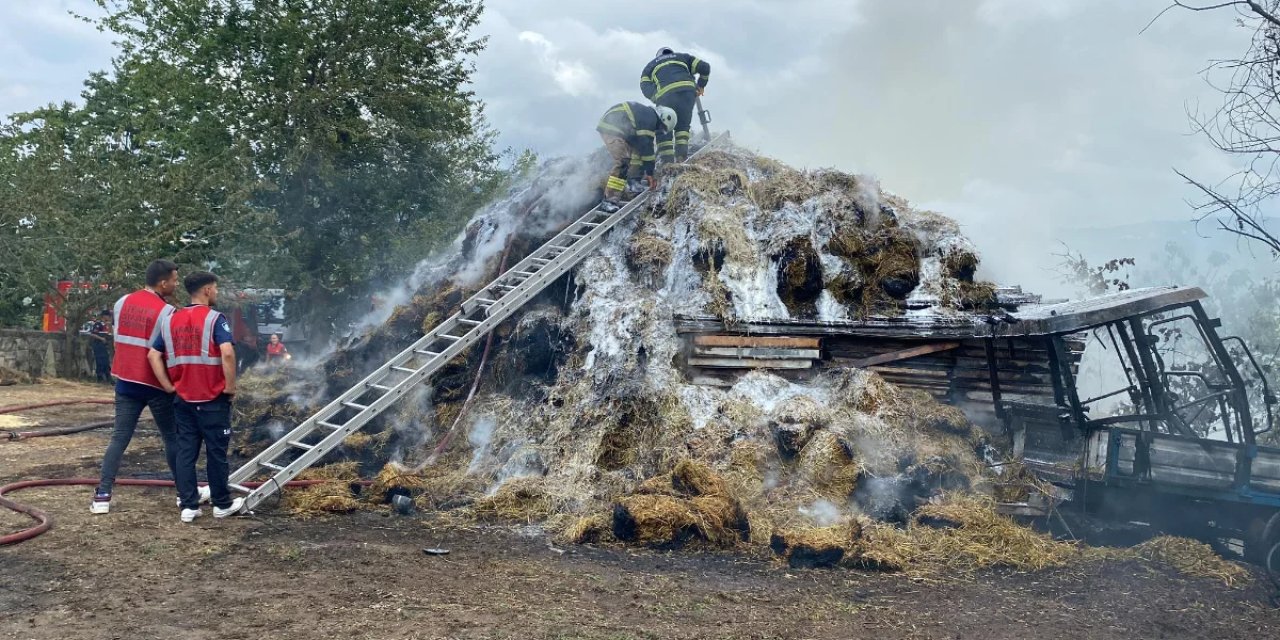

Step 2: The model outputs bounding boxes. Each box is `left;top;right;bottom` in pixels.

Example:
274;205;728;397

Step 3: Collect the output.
0;329;97;380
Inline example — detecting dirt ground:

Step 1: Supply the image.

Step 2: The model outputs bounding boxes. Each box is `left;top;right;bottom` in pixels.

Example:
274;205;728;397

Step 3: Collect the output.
2;381;1279;640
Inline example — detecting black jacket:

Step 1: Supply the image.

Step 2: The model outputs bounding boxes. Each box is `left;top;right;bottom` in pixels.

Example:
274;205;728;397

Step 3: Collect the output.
597;101;660;175
640;52;711;101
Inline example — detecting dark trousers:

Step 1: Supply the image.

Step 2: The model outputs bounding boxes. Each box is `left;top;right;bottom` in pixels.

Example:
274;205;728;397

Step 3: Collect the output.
656;90;697;161
93;347;111;382
174;395;234;510
97;391;178;494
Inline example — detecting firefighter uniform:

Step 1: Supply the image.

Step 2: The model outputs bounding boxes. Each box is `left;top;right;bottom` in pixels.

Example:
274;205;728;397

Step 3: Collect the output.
641;51;710;162
156;304;237;511
596;101;662;201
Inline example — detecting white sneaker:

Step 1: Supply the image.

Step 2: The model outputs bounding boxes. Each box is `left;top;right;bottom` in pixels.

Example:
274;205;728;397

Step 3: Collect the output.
181;507;203;523
213;497;245;519
176;486;213;507
90;492;111;515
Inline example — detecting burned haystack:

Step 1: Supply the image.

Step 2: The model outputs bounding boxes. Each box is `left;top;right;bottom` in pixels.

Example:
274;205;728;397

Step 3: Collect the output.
230;141;1232;579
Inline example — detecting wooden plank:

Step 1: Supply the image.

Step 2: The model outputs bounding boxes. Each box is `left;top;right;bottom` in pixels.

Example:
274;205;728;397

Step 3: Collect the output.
850;342;960;368
689;357;814;369
694;347;822;359
693;335;821;349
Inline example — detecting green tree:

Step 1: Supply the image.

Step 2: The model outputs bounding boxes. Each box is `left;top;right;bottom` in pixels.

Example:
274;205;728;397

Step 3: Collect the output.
85;0;508;345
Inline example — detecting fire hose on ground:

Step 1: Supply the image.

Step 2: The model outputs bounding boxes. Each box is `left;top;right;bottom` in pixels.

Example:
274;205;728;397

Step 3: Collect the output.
0;399;114;415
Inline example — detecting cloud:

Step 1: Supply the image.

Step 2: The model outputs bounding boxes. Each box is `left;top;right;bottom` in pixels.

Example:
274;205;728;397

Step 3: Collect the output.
0;0;115;117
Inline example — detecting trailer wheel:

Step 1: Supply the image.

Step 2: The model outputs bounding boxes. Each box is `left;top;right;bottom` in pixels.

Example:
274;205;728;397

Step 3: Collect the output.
1245;511;1280;565
1267;541;1280;588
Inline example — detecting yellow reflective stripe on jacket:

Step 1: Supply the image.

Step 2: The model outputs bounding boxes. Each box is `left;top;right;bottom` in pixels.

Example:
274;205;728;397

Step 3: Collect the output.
635;129;655;137
650;59;697;99
597;121;627;136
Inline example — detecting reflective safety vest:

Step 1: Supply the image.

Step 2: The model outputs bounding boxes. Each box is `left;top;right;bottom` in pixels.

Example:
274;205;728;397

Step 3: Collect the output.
640;52;711;102
111;290;174;389
161;304;227;402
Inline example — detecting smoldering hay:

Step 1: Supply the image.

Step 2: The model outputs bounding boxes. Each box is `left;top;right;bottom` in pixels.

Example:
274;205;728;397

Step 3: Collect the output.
231;140;1247;581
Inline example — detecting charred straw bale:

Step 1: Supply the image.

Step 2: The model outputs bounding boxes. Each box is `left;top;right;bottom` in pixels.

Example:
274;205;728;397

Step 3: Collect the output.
748;168;821;211
940;247;980;282
773;237;825;312
770;521;865;568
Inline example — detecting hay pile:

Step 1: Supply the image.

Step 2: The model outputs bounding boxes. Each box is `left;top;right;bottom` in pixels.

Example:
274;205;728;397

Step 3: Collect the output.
281;462;362;518
227;141;1251;586
610;460;750;548
1095;536;1251;586
0;364;32;386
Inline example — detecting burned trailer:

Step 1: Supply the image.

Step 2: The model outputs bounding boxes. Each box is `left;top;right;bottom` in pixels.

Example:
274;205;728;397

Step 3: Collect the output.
984;286;1280;562
676;285;1280;563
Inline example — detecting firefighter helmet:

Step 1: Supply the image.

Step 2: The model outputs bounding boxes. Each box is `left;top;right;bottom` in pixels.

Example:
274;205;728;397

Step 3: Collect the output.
655;46;674;57
655;105;677;131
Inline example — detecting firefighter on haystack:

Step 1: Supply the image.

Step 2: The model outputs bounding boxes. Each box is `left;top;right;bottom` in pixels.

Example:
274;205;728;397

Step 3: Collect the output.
641;46;711;163
596;100;677;212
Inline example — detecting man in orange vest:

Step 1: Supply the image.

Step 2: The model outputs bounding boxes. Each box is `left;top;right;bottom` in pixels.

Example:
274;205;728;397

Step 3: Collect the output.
92;259;211;514
148;271;244;522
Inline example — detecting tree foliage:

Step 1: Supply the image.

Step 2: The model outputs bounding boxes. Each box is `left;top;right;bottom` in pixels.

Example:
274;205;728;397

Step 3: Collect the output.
0;0;510;345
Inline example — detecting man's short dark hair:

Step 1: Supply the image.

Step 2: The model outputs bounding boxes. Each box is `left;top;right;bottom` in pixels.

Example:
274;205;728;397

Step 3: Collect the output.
183;271;218;296
144;259;178;287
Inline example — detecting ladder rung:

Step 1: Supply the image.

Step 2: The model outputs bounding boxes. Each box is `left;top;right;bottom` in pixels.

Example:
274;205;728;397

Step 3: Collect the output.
475;298;498;305
318;420;344;430
530;258;552;264
514;270;537;277
368;383;394;392
571;233;589;239
438;334;464;340
457;319;482;326
342;401;369;411
230;483;252;493
580;222;601;227
414;349;442;357
391;366;417;374
287;440;314;451
261;461;285;472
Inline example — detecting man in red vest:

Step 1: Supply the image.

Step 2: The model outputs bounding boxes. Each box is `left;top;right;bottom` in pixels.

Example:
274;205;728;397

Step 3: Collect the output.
92;259;211;514
148;271;244;522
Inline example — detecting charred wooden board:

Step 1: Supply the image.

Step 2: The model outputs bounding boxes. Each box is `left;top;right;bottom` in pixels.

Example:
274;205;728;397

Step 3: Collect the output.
688;357;815;369
694;347;822;359
692;335;821;349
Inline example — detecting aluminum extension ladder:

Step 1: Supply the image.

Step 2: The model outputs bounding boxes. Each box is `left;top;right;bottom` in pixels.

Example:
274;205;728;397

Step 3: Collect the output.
229;133;727;511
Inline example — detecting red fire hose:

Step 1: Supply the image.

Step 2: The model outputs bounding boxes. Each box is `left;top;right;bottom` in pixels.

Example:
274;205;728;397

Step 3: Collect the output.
0;477;334;546
0;399;114;415
5;419;121;441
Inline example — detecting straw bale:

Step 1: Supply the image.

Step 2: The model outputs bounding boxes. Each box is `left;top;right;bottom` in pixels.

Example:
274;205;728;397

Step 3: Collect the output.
696;208;755;268
689;495;751;545
796;431;862;499
367;462;431;503
565;512;614;544
472;476;556;523
771;521;864;568
957;281;998;310
626;232;674;281
672;459;728;497
940;247;980;281
0;365;31;385
612;494;706;546
749;168;820;211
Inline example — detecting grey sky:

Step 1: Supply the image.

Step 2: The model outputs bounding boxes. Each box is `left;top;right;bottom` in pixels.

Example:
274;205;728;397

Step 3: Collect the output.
0;0;1258;291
